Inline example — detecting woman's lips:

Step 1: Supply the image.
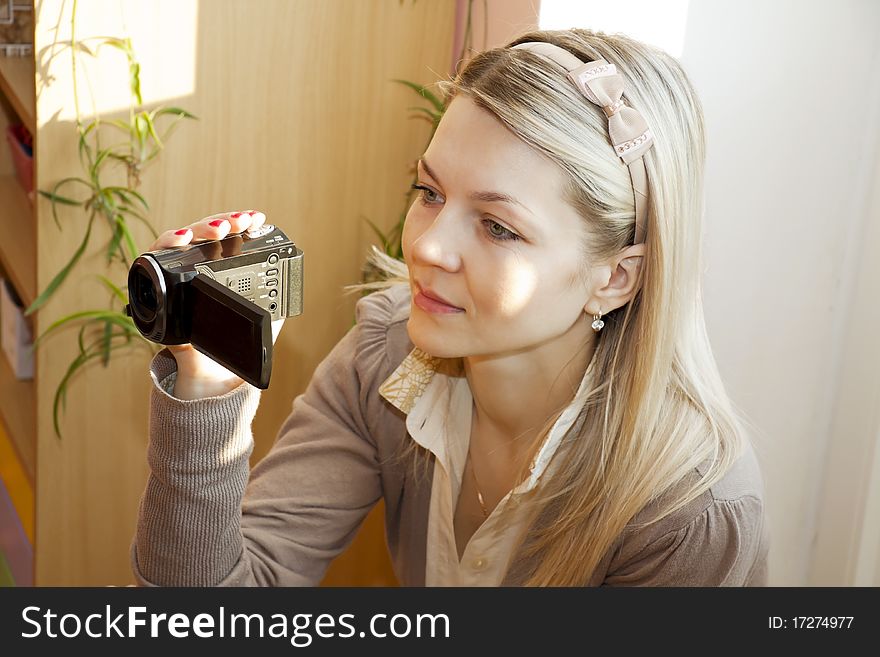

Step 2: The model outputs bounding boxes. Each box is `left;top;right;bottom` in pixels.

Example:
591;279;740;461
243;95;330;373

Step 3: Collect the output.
414;288;464;314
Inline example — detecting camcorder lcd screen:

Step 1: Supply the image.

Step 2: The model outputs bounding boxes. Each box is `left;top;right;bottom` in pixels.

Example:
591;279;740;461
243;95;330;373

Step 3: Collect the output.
189;274;273;388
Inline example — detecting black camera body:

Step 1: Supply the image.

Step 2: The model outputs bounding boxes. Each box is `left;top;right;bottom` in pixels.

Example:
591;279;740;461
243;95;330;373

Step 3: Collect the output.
125;224;303;389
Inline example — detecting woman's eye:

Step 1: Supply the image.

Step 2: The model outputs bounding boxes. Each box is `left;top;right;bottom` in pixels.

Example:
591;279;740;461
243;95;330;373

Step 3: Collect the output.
411;184;442;205
483;219;520;242
410;184;520;243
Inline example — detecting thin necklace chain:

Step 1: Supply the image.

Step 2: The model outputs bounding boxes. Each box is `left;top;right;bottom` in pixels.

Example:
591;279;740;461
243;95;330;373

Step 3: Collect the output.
468;440;490;518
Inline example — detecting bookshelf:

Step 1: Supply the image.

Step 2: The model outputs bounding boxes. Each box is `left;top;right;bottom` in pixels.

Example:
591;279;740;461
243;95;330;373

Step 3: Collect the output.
0;16;36;588
0;56;35;134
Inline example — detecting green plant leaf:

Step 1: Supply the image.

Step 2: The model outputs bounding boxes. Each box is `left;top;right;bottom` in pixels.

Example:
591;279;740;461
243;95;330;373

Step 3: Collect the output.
33;309;137;348
55;38;96;57
99;187;118;214
92;146;127;174
75;41;94;57
407;106;442;125
135;113;149;150
54;349;90;437
97;191;134;264
393;79;444;112
104;118;134;134
118;206;158;239
77;324;87;356
108;188;133;206
97;275;128;305
40;191;71;230
43;176;93;202
96;36;129;53
25;212;95;316
142;111;196;162
105;152;134;167
130;61;142;106
101;320;113;366
116;204;146;221
407;105;441;118
107;220;124;264
105;186;149;210
153;107;199;121
53;333;134;438
38;188;83;207
77;121;97;168
115;214;139;262
143;112;163;150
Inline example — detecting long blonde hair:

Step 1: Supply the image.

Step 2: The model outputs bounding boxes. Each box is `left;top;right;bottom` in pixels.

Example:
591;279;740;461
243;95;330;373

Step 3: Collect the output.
356;28;750;586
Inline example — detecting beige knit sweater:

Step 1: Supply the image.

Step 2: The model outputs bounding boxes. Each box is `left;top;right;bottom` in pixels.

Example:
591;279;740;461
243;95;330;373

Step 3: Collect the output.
132;284;770;586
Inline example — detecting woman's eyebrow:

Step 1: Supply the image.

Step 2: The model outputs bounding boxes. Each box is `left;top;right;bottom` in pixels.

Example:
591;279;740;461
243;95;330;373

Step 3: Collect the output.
418;157;535;217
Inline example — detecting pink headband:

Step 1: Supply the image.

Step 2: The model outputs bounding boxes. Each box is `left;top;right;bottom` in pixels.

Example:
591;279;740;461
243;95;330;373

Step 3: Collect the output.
512;41;655;245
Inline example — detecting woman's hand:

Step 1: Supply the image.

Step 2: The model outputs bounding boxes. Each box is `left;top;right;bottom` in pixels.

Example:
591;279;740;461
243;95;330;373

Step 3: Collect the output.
148;211;285;399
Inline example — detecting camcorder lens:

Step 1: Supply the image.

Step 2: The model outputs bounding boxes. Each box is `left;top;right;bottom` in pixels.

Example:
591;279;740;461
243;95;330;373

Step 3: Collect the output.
131;265;159;323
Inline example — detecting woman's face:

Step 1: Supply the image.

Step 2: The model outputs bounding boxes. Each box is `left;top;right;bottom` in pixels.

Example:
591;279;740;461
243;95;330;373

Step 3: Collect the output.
402;95;596;360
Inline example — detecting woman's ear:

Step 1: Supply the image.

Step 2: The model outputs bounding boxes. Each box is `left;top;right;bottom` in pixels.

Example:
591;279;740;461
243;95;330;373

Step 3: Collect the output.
584;243;646;314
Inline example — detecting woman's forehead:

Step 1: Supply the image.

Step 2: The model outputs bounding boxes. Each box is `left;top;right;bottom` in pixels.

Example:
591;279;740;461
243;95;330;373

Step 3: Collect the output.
425;97;569;209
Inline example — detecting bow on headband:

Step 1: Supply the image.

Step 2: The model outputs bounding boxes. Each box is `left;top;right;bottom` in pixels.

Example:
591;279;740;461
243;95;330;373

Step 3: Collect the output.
512;41;654;245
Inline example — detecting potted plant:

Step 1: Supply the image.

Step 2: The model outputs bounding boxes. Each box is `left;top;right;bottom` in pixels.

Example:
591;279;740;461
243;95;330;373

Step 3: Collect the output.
27;0;196;437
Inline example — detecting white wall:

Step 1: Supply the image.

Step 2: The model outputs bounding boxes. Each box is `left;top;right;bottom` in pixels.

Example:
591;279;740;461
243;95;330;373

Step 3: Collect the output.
811;120;880;586
680;0;880;585
540;0;880;585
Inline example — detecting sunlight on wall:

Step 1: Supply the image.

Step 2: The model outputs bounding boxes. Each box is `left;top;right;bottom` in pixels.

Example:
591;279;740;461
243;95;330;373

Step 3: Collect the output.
37;0;198;125
539;0;690;58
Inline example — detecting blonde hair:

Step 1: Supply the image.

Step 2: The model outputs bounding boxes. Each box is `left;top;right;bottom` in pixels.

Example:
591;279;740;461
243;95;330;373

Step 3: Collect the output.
355;28;751;586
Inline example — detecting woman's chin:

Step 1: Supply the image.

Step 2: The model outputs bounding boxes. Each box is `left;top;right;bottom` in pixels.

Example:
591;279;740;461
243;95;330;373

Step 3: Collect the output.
405;318;463;359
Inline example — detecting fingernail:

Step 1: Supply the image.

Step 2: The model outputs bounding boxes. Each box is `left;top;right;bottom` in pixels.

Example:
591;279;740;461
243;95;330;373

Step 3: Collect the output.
174;229;189;235
247;211;257;216
230;212;243;219
209;219;226;227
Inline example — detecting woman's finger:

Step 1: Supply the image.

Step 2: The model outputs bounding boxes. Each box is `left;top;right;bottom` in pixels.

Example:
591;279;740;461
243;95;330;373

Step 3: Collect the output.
245;211;267;234
148;227;194;252
186;210;267;241
148;211;268;252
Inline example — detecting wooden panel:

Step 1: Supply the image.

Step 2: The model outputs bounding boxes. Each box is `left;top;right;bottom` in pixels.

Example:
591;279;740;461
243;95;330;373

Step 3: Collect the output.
0;416;34;542
0;176;36;306
0;345;35;484
0;93;14;176
0;56;36;134
33;0;453;585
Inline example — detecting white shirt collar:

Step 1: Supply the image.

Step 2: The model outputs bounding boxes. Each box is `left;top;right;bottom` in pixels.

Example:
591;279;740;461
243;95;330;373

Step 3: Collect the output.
379;347;596;493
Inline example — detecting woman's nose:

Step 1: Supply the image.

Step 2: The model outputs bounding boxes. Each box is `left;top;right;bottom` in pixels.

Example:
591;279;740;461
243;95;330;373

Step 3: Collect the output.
410;213;462;272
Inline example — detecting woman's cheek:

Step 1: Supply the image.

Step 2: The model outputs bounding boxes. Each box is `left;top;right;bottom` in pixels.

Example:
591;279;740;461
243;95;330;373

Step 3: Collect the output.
494;259;539;316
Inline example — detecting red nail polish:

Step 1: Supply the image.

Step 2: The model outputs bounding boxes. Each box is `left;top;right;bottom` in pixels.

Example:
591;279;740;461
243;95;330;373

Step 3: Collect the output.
247;211;257;216
174;229;188;235
209;219;226;227
230;212;243;219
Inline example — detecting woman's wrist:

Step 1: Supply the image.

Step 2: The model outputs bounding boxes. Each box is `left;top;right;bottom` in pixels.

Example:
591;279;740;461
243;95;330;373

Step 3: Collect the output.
172;357;244;399
172;373;244;400
168;346;245;400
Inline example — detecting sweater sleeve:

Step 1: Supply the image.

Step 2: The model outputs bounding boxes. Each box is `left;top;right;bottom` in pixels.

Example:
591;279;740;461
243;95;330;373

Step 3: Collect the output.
602;495;770;587
132;291;395;586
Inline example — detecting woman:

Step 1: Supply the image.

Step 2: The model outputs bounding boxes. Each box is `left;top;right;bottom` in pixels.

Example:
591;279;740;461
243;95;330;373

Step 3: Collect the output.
133;29;770;586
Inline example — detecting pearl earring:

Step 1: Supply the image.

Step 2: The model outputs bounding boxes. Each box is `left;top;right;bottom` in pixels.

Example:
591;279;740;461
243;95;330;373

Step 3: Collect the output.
591;308;604;332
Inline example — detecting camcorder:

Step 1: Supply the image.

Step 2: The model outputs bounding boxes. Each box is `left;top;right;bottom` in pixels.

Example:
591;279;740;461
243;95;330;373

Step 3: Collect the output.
125;223;303;389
